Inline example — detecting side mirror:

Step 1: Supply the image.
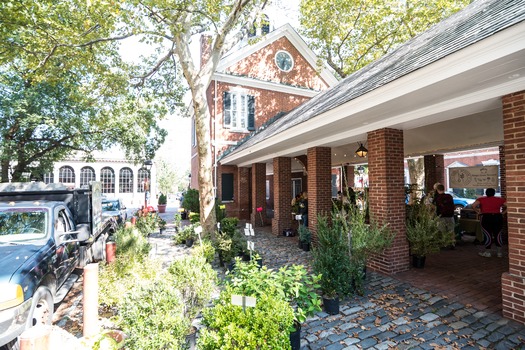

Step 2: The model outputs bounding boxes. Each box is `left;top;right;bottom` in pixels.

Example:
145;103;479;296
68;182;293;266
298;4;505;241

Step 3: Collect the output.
59;224;90;243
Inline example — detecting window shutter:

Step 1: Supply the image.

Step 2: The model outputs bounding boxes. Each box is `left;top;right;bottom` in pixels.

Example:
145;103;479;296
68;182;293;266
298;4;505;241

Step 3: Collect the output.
223;91;231;128
221;173;234;201
247;95;255;131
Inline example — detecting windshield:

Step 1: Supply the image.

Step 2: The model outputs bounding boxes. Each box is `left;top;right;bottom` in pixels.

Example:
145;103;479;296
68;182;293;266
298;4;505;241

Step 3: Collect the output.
102;201;119;211
0;208;48;242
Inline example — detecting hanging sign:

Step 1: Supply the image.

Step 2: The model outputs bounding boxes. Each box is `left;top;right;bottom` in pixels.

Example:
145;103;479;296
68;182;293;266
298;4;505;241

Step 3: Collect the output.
449;165;499;189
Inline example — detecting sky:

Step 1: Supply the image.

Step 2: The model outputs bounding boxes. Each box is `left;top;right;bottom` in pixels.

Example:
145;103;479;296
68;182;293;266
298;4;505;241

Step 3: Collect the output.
118;1;301;171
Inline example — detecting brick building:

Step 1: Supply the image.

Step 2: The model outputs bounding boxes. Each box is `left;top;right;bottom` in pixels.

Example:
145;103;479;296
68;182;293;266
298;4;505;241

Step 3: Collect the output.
217;0;525;324
189;23;337;219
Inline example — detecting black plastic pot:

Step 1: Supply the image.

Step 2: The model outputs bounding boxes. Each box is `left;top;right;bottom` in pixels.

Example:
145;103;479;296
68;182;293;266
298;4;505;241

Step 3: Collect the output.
186;238;194;247
322;296;340;315
289;322;301;350
301;242;310;251
412;255;426;268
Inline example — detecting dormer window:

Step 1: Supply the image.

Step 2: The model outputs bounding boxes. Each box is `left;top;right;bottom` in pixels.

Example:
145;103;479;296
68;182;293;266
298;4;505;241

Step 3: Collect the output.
223;91;255;132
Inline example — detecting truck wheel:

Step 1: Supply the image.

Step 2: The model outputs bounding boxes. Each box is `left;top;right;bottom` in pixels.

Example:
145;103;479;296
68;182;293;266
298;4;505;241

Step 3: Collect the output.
28;287;54;327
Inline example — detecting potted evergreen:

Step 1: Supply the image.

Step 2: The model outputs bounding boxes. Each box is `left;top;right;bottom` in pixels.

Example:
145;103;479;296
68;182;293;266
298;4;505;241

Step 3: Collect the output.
298;225;311;251
157;193;167;213
312;214;353;315
406;203;455;268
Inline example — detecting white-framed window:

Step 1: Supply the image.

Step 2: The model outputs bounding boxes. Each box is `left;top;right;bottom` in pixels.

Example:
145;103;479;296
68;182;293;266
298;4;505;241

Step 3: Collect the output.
292;178;302;199
223;91;255;131
58;166;75;184
100;167;115;194
119;168;133;193
80;167;96;188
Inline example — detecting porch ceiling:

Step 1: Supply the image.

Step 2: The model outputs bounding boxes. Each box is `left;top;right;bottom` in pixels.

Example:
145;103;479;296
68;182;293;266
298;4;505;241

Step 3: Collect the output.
219;12;525;169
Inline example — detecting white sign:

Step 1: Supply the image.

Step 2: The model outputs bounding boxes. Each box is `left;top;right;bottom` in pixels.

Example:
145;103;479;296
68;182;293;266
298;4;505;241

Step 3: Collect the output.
295;215;302;221
231;295;257;309
449;165;499;189
247;241;255;251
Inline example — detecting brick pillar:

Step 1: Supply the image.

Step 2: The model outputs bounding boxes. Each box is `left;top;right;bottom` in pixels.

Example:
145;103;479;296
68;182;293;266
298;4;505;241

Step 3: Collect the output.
307;147;332;241
424;154;445;192
501;90;525;324
237;167;250;221
251;163;267;227
272;157;292;235
343;165;355;188
368;128;409;274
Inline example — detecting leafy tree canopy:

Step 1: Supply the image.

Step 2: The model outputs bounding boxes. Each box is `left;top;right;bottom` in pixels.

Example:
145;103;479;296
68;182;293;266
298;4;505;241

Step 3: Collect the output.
299;0;471;79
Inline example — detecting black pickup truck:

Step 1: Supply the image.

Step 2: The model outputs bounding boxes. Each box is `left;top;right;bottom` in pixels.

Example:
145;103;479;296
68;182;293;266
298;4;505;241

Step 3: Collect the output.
0;182;117;348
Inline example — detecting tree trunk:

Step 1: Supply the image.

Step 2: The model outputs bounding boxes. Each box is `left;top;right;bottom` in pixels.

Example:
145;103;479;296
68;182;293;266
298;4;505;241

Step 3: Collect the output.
191;84;217;238
407;158;424;204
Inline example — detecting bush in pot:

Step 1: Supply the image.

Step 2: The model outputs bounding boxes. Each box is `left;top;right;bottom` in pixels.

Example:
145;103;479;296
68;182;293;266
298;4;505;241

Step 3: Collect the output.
298;225;311;251
406;202;455;267
312;214;353;314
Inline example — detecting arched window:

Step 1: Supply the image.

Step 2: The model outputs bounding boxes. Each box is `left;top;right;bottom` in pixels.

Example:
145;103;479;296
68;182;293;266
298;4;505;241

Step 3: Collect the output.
119;168;133;193
100;167;115;194
137;168;150;193
58;166;75;184
43;172;54;184
80;167;96;188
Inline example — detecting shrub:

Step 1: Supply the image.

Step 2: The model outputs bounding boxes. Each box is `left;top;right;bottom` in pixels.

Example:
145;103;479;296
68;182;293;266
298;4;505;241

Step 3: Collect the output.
117;279;189;350
114;226;150;259
198;287;294;350
192;240;216;263
168;255;217;319
134;209;158;236
98;256;162;308
189;212;200;224
220;217;239;236
182;188;200;213
158;193;167;205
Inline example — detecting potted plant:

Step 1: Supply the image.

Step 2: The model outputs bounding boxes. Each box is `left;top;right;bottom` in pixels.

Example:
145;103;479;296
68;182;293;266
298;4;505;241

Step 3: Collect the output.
158;218;167;234
406;203;455;268
312;214;353;315
342;205;394;294
298;225;311;251
157;193;167;213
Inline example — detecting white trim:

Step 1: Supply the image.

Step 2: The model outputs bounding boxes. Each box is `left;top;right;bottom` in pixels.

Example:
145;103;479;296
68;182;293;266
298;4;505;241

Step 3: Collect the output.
217;24;338;87
213;72;320;97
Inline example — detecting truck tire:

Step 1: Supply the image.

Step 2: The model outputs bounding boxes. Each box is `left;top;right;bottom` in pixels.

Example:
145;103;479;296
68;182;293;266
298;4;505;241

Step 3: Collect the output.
27;286;54;327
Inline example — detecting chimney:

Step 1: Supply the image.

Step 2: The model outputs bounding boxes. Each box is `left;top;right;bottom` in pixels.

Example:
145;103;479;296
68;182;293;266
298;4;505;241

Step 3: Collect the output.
200;34;212;68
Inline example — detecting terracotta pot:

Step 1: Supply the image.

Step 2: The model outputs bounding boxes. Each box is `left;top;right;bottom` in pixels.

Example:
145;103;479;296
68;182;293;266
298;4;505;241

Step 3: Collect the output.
157;204;167;213
105;242;116;264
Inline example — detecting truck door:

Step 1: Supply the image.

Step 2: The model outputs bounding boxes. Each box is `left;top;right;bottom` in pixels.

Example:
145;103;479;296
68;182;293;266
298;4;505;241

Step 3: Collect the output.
54;209;79;288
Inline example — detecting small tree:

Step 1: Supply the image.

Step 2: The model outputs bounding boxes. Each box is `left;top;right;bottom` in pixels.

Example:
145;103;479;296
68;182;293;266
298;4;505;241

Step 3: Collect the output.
182;189;200;214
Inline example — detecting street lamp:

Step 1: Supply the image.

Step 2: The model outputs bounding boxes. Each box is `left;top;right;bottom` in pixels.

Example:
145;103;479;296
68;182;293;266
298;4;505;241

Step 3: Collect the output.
143;160;153;208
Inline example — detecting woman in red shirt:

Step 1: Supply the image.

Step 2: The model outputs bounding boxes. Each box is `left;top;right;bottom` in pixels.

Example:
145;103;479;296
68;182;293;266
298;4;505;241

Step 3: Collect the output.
472;188;506;258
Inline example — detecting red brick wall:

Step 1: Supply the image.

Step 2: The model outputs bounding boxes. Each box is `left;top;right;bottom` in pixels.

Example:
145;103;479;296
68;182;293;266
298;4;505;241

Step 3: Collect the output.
226;37;330;90
343;165;355;189
237;167;251;220
307;147;333;240
501;90;525;324
251;163;267;227
499;146;506;198
424;154;444;193
368;128;410;274
272;157;292;235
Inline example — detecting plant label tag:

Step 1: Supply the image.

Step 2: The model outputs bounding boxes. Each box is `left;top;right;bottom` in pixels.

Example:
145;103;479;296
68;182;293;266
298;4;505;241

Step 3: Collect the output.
231;295;256;310
195;226;203;234
247;241;255;251
244;228;250;236
295;215;302;221
245;223;252;229
217;222;221;229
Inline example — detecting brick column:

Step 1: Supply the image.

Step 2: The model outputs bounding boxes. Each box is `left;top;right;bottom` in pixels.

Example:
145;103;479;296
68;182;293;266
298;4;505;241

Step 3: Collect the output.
424;154;445;192
251;163;267;227
368;128;409;274
237;167;250;221
272;157;292;235
501;90;525;324
307;147;333;241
